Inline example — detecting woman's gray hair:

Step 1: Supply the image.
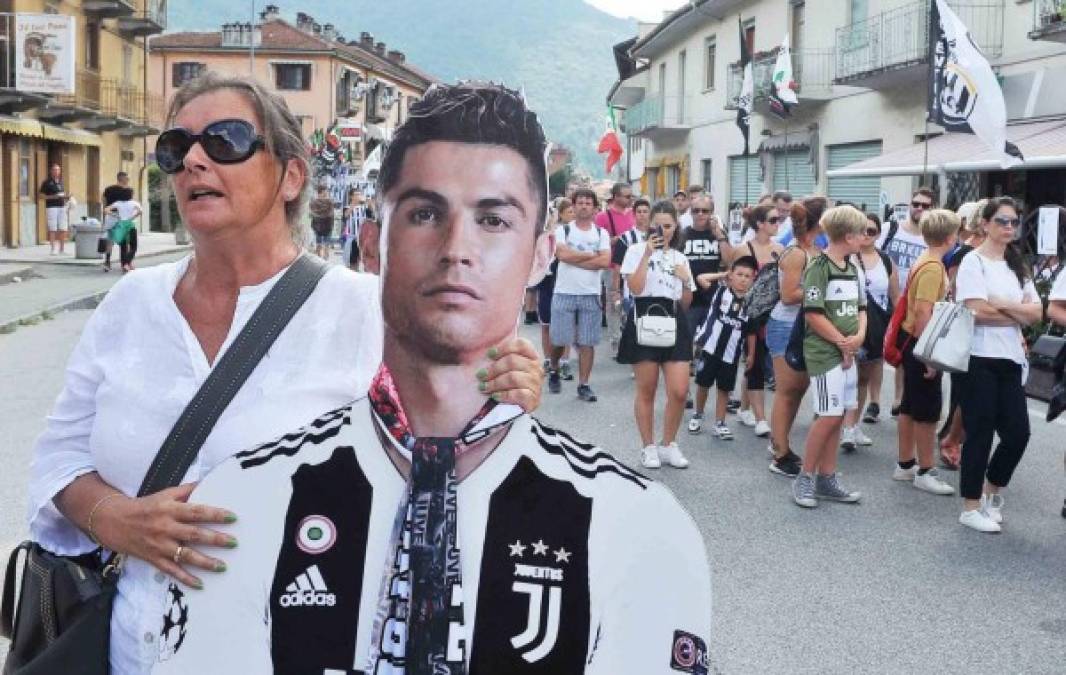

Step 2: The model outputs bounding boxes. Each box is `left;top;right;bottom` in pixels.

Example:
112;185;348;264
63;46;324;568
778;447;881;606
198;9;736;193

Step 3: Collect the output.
164;72;311;245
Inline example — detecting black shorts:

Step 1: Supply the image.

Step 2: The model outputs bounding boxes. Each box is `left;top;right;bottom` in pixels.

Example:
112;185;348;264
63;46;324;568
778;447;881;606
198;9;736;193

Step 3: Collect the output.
898;330;943;423
536;275;556;325
694;352;738;391
616;298;694;364
745;333;767;391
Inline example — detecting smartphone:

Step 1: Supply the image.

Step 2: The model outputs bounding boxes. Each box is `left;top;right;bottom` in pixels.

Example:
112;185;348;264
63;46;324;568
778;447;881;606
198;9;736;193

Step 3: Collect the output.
651;225;664;247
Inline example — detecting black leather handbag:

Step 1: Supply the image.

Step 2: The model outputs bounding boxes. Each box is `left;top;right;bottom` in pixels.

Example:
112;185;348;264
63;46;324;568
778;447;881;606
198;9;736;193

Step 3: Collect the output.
0;254;327;674
1025;334;1066;403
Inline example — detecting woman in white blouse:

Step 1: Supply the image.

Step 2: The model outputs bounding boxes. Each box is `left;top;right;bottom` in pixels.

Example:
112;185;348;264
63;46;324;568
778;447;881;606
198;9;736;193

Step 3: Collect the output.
954;196;1042;533
617;200;695;470
26;73;542;674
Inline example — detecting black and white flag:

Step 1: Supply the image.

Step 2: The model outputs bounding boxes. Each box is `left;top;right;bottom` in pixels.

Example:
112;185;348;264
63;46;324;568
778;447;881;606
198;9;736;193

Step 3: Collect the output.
928;0;1023;166
736;18;753;156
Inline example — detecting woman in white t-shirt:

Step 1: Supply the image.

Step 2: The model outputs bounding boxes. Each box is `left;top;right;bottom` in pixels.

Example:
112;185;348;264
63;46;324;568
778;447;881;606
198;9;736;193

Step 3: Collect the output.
618;200;696;470
105;197;143;273
954;196;1042;533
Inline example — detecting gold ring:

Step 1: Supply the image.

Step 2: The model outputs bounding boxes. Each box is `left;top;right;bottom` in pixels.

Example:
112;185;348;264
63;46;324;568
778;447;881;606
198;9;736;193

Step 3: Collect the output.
173;545;185;564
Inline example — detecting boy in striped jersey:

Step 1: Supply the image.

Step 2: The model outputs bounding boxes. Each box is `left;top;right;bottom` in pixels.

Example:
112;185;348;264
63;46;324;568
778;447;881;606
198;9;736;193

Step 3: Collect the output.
689;256;757;439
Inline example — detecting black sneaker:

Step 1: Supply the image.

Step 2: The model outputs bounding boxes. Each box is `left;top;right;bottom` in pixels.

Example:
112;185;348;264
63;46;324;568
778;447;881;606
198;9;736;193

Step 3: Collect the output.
769;452;802;478
890;404;901;418
863;402;880;424
577;384;597;402
548;370;561;394
685;397;694;409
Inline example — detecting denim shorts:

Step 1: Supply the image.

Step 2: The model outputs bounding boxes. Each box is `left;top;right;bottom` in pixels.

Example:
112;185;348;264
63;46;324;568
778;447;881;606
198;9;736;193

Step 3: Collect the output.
765;317;794;358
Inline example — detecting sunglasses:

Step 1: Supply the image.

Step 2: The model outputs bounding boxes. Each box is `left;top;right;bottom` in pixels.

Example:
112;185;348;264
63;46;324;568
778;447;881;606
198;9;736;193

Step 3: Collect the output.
911;201;932;209
155;119;266;174
993;216;1020;228
864;228;880;236
691;208;713;214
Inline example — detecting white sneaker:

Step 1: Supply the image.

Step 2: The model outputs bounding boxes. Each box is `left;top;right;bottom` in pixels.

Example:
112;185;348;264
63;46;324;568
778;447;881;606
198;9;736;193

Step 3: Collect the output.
892;464;918;481
640;445;661;469
687;413;704;435
737;409;757;427
713;422;733;441
853;427;873;446
659;442;690;469
959;508;1001;533
982;494;1004;524
753;420;771;437
913;469;955;496
841;426;857;452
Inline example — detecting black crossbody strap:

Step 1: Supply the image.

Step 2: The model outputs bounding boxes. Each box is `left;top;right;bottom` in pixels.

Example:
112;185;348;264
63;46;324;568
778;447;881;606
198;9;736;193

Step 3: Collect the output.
136;253;329;497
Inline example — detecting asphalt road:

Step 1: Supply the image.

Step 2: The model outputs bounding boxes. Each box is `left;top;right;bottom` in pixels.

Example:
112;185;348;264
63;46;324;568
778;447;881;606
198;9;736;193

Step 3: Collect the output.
2;308;1065;673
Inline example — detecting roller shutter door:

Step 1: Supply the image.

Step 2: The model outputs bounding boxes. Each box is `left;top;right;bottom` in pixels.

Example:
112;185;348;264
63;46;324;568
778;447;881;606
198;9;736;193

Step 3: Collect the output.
771;150;816;197
729;155;761;206
827;141;883;212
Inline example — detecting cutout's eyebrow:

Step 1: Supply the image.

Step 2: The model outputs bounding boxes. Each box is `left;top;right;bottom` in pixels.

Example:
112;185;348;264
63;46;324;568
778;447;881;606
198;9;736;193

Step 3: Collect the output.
394;187;448;207
476;196;527;217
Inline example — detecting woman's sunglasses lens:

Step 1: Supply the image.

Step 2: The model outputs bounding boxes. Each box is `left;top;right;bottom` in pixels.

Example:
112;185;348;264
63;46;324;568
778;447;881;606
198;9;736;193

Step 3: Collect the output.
155;131;190;173
204;121;255;163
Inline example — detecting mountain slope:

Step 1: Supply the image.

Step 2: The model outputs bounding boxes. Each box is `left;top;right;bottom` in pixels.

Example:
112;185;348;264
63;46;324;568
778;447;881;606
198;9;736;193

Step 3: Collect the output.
167;0;636;176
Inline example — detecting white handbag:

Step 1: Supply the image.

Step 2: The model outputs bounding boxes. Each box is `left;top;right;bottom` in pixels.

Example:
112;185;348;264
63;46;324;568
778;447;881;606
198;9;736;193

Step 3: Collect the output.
635;303;677;348
913;301;974;374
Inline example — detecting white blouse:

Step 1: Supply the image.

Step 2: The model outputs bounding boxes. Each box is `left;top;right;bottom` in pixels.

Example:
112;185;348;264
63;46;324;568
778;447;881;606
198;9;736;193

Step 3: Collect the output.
27;256;383;674
619;244;695;301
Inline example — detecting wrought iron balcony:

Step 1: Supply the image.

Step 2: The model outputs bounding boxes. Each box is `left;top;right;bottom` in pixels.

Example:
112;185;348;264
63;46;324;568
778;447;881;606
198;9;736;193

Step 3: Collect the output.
83;0;136;19
726;48;835;111
623;95;692;138
116;0;167;37
834;0;1003;89
1029;0;1066;43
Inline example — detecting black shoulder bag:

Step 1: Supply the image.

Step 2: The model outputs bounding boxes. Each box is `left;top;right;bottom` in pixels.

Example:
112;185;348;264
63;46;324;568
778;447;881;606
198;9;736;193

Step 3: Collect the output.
1;254;328;675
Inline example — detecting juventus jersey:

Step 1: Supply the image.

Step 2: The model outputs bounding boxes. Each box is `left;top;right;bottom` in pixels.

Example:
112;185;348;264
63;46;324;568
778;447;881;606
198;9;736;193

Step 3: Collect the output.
695;285;748;365
153;398;712;675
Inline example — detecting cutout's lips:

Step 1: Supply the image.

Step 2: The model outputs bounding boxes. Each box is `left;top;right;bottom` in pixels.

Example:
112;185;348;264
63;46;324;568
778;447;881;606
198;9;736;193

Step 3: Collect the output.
423;283;482;301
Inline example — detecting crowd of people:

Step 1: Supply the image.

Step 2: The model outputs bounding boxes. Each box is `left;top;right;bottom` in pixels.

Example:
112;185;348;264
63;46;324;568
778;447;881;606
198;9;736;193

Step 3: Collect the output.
534;183;1066;531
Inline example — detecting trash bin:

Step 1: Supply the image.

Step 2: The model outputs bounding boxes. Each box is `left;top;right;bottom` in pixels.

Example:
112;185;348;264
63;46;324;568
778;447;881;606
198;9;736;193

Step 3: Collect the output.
74;218;105;260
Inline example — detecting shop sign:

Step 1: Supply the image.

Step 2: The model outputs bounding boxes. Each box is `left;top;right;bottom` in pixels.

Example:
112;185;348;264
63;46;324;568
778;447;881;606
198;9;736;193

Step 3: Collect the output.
16;13;75;95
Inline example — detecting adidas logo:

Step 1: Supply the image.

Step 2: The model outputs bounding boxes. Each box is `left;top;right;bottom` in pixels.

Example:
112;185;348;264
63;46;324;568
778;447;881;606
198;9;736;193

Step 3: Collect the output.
279;565;337;608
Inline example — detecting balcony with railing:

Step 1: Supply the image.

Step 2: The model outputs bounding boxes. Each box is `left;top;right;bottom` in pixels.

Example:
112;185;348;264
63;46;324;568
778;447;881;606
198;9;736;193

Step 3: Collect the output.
117;0;167;37
83;0;135;19
1029;0;1066;42
726;48;835;111
623;95;692;138
0;13;50;113
834;0;1003;88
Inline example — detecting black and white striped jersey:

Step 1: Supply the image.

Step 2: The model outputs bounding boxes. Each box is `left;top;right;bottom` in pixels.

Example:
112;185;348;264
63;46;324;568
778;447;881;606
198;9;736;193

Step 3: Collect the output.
152;398;712;675
694;285;749;365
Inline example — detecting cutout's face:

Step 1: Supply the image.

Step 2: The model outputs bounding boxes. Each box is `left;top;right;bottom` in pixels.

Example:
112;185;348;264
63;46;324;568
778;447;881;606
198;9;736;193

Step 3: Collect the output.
379;141;547;363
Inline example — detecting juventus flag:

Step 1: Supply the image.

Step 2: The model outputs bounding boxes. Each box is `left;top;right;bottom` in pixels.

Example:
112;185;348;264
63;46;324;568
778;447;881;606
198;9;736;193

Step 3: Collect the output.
928;0;1023;166
769;33;798;119
736;18;754;156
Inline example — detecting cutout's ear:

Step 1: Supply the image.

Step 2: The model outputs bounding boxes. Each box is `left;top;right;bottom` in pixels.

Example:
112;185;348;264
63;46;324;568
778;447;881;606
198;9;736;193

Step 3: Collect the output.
526;231;553;287
359;220;381;275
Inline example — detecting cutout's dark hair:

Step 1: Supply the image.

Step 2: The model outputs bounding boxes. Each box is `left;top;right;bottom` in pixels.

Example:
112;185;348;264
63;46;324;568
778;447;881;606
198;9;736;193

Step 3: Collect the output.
651;199;685;252
731;255;758;272
980;196;1029;284
378;83;548;228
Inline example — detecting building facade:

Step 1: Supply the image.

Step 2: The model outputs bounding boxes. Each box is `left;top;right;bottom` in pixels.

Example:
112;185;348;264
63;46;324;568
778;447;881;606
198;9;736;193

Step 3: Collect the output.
148;5;434;188
609;0;1066;216
0;0;164;248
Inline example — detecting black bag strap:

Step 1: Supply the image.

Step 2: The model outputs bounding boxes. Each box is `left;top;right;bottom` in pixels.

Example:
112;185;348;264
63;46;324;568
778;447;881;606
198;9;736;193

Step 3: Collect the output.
0;542;31;638
136;253;328;497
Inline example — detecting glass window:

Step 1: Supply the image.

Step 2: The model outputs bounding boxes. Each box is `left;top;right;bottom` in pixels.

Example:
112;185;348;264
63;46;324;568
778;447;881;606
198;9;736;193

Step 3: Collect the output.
275;64;312;91
704;37;716;90
85;21;99;70
701;159;712;192
18;139;31;198
172;62;206;88
849;0;868;23
678;50;686;122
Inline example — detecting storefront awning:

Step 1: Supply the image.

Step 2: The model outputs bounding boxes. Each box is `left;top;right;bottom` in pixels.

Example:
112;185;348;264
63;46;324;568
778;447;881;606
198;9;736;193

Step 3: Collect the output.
0;117;44;138
826;120;1066;177
758;130;812;154
40;123;103;147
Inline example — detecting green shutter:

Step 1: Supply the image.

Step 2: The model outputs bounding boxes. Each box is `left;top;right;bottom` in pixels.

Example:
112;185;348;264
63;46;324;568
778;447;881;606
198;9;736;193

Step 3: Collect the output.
827;141;883;212
771;150;816;197
729;155;761;206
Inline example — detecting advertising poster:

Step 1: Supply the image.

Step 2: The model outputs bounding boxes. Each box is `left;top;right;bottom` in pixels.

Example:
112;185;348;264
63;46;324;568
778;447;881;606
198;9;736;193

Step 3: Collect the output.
16;13;75;95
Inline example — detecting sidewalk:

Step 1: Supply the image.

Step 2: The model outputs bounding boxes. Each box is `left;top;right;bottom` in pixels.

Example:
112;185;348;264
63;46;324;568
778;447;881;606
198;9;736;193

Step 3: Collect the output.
0;231;189;266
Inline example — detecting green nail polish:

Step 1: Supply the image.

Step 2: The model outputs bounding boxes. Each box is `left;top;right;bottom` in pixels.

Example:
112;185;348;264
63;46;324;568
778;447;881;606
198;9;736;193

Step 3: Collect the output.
191;579;203;590
215;562;227;573
226;538;238;549
224;513;237;524
487;347;499;359
476;368;488;381
490;393;500;402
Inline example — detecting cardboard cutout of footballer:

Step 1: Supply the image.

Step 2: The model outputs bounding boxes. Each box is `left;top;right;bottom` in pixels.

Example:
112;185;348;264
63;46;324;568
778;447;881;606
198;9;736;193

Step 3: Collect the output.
152;83;711;675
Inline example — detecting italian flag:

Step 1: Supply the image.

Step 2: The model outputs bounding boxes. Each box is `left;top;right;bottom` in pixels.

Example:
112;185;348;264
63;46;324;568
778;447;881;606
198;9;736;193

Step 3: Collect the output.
597;107;623;175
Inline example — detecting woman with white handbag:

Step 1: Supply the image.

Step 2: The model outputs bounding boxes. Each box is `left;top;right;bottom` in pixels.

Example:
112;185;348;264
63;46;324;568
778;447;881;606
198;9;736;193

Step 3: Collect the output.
892;209;958;497
954;197;1043;533
618;200;696;470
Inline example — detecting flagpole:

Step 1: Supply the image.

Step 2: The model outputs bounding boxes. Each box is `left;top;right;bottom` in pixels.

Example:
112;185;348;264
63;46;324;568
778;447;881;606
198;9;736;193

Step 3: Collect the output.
784;118;790;191
922;116;930;186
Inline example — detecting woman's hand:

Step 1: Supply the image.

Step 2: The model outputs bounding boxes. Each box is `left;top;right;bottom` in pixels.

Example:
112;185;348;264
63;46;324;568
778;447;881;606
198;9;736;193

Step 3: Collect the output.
93;483;237;589
674;262;691;284
645;234;663;255
479;337;544;412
